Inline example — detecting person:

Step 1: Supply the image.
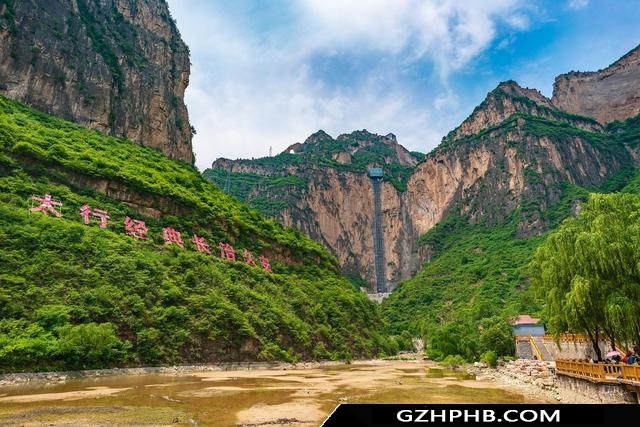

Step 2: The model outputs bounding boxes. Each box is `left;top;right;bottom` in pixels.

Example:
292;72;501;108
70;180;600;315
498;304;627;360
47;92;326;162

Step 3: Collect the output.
627;353;636;365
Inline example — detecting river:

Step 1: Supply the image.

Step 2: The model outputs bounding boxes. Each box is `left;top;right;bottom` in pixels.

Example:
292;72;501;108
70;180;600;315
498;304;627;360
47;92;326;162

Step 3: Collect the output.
0;360;549;426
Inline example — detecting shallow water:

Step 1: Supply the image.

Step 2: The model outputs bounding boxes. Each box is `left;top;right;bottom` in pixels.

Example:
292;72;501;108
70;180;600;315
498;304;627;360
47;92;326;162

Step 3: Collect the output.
0;360;547;426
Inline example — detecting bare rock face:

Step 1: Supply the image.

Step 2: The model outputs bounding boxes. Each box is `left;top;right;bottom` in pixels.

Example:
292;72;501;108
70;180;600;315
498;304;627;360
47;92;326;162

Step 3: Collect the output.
0;0;193;163
446;81;601;143
405;121;627;240
552;44;640;124
280;169;417;287
206;130;422;288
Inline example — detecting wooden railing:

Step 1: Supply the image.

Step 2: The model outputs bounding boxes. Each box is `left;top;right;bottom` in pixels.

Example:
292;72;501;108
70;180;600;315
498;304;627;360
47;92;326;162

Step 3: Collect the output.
555;359;640;386
542;334;589;343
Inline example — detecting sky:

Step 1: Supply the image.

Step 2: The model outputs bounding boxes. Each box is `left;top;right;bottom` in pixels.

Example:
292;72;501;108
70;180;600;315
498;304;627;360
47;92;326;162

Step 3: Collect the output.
165;0;640;171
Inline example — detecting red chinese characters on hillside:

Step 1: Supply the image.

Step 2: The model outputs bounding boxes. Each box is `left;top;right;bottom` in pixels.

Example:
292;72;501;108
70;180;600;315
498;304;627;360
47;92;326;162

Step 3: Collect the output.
162;227;184;248
79;204;109;228
30;194;63;217
243;249;257;266
219;242;236;261
27;194;272;272
259;255;272;272
192;235;211;255
124;217;148;239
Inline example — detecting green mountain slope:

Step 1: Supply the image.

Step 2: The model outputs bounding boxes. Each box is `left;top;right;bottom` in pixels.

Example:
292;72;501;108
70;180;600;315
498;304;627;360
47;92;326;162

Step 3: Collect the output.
0;96;396;372
381;112;640;361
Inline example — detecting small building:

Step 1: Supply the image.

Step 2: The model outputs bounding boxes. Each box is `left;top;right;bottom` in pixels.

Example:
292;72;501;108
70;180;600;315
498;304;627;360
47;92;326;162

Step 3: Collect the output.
510;314;545;336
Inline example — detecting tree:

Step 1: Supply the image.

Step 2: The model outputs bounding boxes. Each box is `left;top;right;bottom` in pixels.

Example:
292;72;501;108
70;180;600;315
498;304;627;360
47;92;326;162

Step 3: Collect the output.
479;316;515;357
529;193;640;360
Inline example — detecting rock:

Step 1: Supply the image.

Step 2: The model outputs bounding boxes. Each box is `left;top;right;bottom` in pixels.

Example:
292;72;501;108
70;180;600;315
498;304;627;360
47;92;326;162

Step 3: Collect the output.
0;0;193;163
552;44;640;124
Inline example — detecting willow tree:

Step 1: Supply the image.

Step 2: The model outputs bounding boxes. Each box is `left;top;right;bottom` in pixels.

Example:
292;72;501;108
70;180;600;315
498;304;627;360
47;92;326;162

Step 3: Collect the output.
529;193;640;360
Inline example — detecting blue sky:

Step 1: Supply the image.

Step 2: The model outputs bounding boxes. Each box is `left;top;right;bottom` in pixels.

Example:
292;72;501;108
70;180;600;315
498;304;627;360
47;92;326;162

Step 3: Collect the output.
165;0;640;171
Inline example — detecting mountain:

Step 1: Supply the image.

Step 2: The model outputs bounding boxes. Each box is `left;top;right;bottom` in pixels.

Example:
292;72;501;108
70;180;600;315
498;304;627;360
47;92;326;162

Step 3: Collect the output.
0;0;193;163
552;44;640;124
380;52;640;359
204;130;424;290
202;45;640;361
382;92;640;352
0;95;398;372
205;79;635;291
405;80;628;241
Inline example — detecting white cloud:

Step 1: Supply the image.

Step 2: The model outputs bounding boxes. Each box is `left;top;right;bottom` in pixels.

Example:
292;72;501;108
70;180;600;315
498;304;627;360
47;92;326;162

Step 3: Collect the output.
299;0;526;76
567;0;589;11
168;0;533;170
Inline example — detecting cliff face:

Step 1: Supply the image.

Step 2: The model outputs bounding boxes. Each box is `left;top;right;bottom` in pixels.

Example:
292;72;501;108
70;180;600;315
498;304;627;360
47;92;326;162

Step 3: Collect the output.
279;168;417;287
0;0;193;163
204;47;640;291
552;44;640;124
205;130;422;288
446;81;601;143
406;114;628;240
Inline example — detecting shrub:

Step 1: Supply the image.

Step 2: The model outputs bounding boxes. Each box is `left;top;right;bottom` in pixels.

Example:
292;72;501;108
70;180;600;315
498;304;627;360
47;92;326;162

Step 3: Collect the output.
480;350;498;368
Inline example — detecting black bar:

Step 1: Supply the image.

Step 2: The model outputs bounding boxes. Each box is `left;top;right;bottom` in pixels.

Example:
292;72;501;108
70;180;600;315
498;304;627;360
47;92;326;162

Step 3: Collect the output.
322;404;617;426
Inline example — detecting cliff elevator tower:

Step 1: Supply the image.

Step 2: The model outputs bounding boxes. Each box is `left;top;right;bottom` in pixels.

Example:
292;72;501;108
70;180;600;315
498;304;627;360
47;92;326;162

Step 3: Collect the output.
368;167;386;293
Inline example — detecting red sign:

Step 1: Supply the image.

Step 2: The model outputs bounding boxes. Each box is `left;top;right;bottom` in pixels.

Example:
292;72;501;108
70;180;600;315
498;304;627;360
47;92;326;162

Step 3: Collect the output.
259;255;272;272
163;227;184;248
27;194;273;272
243;249;257;266
192;235;211;255
219;242;236;261
80;204;109;228
30;194;62;217
124;216;148;239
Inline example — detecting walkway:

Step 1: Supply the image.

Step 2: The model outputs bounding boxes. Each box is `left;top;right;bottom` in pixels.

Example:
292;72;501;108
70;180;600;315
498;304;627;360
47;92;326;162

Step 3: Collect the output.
555;359;640;387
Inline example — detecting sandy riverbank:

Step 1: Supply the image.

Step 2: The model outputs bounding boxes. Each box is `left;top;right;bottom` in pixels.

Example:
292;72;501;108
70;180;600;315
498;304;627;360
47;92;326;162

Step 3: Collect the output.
0;357;566;426
0;356;605;406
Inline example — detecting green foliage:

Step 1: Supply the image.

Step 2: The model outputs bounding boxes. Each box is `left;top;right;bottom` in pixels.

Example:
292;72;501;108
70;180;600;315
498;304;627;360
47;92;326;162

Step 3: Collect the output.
57;322;130;370
480;351;498;368
439;354;466;368
478;317;515;357
385;213;544;336
384;107;640;362
0;96;396;372
529;193;640;360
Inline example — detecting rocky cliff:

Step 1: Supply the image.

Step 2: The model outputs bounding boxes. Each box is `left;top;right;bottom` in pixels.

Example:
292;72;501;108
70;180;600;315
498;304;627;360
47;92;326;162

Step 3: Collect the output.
0;0;193;163
204;47;640;291
205;130;421;289
406;108;630;240
552;44;640;124
445;81;601;143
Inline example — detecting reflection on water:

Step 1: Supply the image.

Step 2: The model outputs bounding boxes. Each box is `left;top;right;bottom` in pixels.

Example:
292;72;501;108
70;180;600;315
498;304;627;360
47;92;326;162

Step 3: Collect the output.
423;366;476;380
0;361;547;426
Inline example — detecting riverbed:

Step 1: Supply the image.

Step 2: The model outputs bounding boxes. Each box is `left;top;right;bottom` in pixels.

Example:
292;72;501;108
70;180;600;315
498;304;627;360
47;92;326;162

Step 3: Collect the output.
0;360;551;426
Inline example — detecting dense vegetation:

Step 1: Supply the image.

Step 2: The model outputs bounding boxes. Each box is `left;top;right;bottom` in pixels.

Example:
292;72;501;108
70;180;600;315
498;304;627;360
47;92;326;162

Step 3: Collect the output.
530;193;640;360
382;111;640;362
0;96;397;372
381;213;541;361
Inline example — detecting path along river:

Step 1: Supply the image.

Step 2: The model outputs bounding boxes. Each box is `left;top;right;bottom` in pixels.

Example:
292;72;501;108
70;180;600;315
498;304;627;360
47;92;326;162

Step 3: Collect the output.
0;360;551;426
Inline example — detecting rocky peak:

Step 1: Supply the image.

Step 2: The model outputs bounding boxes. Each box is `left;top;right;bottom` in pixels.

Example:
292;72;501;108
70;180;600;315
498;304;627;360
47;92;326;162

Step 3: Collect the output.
0;0;194;163
304;130;333;145
443;80;601;146
552;44;640;124
280;129;418;167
